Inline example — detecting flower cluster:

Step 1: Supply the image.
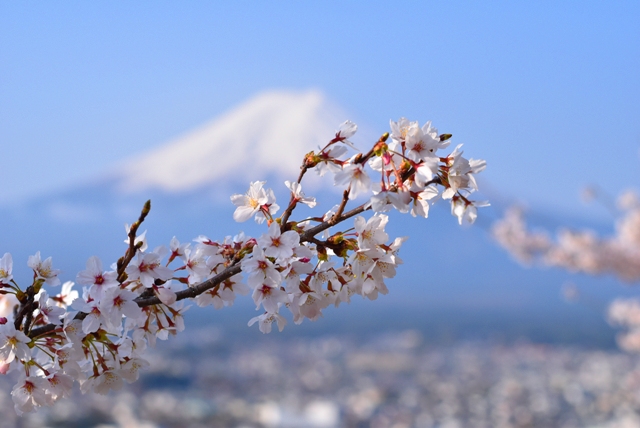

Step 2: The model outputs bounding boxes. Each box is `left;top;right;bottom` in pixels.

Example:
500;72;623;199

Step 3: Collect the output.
493;189;640;351
0;118;487;414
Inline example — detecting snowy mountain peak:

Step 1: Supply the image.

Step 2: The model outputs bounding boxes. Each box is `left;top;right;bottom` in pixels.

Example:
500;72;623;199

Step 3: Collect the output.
116;89;347;193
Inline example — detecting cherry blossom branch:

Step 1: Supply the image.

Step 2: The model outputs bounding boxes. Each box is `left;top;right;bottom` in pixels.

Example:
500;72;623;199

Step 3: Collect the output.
0;117;489;416
26;170;449;341
29;200;369;337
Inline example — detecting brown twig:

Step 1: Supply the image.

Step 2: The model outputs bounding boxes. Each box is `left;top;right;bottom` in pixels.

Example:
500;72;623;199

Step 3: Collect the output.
280;165;310;231
117;200;151;283
331;189;351;223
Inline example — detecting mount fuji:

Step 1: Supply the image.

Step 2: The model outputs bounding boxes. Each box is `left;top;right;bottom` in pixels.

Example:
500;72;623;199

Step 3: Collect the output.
0;89;623;345
115;89;349;195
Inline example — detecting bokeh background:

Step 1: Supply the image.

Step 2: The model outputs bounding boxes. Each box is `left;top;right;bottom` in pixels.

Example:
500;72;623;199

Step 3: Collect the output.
1;2;640;427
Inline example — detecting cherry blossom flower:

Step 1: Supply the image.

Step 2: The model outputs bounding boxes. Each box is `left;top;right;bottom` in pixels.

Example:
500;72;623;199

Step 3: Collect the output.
493;187;640;353
248;312;287;334
315;144;348;176
410;184;439;218
184;247;210;285
154;284;178;305
76;256;118;300
366;252;398;286
348;248;381;278
368;149;397;173
308;262;339;293
389;117;416;146
283;260;315;292
405;120;442;162
254;187;280;224
354;214;389;251
100;287;143;330
137;320;159;348
414;158;440;187
492;208;552;264
360;274;390;300
242;246;282;288
0;294;17;320
0;323;31;364
62;318;85;346
195;288;225;309
252;280;289;314
37;291;65;325
197;276;249;309
45;371;73;401
120;358;150;383
322;204;340;221
451;197;489;225
125;251;173;288
369;187;411;214
169;236;189;263
442;145;486;199
389;236;408;258
0;253;13;285
618;190;640;210
71;297;104;334
285;180;317;208
293;243;314;259
52;344;83;378
258;223;300;260
170;303;188;334
334;156;371;199
193;236;221;260
115;331;146;360
231;181;279;223
330;120;358;149
54;281;79;308
291;290;326;323
27;252;60;286
82;368;124;395
11;375;50;415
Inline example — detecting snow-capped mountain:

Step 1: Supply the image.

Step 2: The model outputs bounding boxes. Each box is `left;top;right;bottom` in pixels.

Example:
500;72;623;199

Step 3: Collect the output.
114;89;348;194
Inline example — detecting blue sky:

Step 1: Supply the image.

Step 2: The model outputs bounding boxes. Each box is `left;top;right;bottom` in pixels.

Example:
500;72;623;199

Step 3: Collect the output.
1;1;639;220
